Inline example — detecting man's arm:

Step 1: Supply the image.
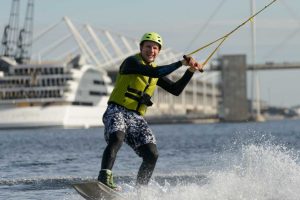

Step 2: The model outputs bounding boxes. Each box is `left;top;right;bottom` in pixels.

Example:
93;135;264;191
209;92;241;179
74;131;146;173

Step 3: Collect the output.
120;56;182;78
157;69;194;96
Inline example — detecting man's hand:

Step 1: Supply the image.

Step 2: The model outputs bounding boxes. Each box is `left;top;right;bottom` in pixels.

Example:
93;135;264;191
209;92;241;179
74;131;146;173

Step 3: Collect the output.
181;55;204;73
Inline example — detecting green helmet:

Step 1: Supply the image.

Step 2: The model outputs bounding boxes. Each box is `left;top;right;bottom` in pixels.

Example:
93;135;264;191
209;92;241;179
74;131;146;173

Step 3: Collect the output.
140;32;163;49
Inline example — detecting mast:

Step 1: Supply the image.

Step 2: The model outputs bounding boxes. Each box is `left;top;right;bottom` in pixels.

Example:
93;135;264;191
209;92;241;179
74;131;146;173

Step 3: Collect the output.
250;0;264;121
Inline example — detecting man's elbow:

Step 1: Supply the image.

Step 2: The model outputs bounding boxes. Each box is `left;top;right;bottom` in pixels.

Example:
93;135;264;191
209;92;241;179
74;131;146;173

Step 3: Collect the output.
172;90;182;96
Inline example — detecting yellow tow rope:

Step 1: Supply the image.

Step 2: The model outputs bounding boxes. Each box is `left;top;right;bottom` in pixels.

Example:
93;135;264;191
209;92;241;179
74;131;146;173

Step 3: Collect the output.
186;0;278;72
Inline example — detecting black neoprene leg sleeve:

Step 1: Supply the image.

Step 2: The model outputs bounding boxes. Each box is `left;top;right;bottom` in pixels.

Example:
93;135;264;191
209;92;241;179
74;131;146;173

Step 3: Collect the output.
136;143;159;185
101;131;125;170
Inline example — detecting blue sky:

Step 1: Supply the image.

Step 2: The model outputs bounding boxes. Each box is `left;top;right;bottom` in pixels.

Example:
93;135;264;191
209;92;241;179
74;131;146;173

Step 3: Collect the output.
1;0;300;107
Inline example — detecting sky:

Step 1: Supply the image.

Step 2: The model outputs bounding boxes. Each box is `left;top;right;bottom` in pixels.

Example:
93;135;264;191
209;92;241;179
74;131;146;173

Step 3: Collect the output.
0;0;300;107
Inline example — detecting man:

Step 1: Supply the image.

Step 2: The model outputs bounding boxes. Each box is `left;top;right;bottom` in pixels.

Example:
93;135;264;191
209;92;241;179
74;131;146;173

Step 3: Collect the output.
98;32;203;189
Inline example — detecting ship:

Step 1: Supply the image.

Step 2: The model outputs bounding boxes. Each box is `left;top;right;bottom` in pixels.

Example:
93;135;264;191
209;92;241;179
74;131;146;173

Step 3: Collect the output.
0;55;113;128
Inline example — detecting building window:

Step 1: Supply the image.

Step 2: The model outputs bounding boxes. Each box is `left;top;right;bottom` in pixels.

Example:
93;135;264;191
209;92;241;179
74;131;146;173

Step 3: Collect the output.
89;91;107;96
93;80;105;85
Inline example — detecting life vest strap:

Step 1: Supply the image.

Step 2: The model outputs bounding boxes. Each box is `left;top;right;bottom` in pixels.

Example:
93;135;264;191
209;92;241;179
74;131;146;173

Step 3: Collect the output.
124;92;153;107
127;87;143;96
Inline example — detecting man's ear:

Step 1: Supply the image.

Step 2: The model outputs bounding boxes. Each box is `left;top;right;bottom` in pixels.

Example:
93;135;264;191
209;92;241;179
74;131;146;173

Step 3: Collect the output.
139;42;144;51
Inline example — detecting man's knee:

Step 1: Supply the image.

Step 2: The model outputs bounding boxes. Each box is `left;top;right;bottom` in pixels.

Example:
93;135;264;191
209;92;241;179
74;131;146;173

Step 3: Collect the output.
139;143;159;163
109;131;125;145
149;149;159;163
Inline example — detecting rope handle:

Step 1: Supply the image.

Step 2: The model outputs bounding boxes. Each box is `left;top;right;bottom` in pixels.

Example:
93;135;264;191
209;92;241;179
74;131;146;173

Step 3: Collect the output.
183;55;204;73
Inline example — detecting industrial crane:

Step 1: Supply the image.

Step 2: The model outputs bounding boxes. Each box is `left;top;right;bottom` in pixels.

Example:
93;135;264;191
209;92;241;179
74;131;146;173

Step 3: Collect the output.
0;0;34;64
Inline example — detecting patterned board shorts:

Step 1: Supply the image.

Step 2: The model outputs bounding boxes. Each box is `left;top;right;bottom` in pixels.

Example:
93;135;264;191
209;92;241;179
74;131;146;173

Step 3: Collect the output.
102;103;156;156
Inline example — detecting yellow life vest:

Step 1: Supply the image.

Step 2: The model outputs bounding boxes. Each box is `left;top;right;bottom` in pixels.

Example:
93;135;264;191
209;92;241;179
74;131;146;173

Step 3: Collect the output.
108;54;158;115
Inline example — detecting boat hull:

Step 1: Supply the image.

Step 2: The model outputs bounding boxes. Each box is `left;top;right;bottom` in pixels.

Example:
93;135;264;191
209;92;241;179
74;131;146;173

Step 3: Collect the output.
0;98;108;129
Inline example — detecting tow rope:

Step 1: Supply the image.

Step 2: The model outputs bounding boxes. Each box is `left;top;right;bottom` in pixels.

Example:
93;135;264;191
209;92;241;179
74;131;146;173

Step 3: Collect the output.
186;0;278;72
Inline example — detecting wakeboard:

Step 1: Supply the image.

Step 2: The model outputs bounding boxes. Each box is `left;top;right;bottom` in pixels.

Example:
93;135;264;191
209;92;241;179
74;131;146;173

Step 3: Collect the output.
73;181;127;200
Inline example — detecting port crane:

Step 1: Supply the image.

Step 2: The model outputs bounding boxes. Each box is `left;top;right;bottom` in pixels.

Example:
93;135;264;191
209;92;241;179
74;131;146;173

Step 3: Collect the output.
1;0;34;64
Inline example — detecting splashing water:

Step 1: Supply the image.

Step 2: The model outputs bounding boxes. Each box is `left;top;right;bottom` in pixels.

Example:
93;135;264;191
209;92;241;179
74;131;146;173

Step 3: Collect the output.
122;143;300;200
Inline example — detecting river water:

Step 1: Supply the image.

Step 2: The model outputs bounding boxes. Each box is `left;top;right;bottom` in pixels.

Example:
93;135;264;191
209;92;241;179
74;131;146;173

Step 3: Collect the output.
1;119;300;200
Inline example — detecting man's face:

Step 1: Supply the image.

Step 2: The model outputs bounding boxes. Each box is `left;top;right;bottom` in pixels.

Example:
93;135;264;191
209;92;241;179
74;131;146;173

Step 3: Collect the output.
140;41;160;63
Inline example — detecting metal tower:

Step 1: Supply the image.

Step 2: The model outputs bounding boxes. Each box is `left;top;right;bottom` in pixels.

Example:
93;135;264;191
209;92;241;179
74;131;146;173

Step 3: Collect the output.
0;0;20;58
16;0;34;64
